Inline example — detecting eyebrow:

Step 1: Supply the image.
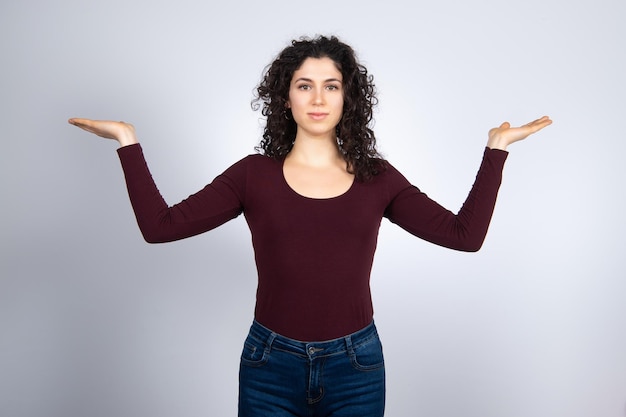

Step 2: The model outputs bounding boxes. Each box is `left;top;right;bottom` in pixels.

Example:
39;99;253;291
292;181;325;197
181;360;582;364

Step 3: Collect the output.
294;77;343;83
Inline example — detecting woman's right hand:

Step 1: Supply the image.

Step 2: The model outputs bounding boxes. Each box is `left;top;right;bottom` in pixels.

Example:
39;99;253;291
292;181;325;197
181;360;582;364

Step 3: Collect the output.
68;118;138;147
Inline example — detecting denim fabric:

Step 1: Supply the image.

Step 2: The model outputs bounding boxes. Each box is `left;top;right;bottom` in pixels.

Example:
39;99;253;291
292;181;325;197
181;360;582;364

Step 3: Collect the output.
238;320;385;417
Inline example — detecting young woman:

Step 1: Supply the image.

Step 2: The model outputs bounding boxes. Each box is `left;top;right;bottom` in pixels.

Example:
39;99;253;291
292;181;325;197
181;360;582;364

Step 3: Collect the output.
69;35;552;417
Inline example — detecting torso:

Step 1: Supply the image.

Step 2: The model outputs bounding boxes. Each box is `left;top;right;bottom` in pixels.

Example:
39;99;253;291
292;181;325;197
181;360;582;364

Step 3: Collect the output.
242;154;389;340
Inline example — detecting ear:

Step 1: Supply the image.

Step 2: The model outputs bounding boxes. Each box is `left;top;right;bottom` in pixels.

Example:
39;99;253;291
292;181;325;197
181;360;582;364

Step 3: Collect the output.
285;101;291;109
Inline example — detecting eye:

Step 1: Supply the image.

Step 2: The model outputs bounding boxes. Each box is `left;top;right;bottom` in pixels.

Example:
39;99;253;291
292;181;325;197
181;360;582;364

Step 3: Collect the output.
297;84;311;90
326;84;341;91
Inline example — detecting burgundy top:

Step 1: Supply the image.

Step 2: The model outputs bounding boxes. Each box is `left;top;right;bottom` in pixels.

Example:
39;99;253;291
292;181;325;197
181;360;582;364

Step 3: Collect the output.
118;144;508;341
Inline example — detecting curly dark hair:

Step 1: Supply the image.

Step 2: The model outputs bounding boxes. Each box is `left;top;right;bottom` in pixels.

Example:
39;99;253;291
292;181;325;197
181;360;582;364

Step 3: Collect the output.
252;35;385;181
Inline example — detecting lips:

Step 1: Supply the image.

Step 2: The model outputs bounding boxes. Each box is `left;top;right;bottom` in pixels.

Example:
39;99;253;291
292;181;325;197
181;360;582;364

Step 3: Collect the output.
308;112;328;120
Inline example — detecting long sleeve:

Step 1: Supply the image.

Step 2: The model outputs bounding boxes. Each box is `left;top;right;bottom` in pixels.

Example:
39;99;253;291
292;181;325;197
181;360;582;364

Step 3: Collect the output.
384;147;508;251
117;144;246;243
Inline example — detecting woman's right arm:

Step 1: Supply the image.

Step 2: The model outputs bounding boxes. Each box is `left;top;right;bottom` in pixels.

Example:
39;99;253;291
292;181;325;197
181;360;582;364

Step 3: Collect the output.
69;118;245;243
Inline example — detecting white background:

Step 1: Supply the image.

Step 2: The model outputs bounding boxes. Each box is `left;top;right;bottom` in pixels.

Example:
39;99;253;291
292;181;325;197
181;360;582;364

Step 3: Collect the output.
1;1;625;416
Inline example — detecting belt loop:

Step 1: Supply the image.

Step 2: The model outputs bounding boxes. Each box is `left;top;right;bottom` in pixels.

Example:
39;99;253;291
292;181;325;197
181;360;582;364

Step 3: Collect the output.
265;332;276;353
344;334;355;356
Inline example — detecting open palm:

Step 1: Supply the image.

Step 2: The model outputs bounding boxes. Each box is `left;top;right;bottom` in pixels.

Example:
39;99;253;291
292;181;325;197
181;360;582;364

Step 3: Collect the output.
68;118;138;146
487;116;552;150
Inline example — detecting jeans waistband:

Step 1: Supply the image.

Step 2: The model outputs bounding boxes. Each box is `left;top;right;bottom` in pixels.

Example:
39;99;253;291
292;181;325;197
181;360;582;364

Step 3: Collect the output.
247;320;379;359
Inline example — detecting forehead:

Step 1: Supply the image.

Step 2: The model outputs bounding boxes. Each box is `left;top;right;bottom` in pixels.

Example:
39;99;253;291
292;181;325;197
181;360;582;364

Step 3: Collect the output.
292;57;342;80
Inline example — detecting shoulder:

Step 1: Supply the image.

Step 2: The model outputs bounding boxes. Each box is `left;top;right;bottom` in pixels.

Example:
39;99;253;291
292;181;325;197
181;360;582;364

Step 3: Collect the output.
350;159;415;203
225;153;279;171
366;159;411;187
244;153;280;165
220;153;282;183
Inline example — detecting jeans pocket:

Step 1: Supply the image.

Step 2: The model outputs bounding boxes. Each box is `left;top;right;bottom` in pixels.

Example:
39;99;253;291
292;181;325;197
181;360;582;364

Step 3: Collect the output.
350;335;385;371
240;334;270;367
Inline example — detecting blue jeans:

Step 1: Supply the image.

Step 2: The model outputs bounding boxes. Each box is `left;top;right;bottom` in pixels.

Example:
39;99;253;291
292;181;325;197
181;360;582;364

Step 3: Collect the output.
238;320;385;417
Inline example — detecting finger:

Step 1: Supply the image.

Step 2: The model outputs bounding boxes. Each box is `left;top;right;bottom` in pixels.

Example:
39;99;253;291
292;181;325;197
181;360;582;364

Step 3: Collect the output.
537;116;552;126
68;118;114;138
68;118;97;130
526;116;552;127
526;116;552;132
68;117;93;124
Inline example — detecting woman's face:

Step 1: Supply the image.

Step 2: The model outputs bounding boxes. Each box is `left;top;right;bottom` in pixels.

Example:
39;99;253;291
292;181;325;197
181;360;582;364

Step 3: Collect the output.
287;57;344;140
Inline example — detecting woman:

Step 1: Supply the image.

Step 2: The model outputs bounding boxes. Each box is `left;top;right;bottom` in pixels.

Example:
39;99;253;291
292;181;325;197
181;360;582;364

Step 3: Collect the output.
69;35;551;417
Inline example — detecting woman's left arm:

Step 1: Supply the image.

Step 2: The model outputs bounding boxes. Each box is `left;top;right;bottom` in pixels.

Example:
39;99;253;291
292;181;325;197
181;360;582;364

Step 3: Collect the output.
385;116;552;251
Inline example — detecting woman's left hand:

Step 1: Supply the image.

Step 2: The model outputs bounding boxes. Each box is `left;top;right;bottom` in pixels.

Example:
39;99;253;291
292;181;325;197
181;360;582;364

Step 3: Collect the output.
487;116;552;150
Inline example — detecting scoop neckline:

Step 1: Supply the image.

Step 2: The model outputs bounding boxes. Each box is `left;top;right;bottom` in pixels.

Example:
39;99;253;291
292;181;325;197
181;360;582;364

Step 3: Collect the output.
280;159;356;201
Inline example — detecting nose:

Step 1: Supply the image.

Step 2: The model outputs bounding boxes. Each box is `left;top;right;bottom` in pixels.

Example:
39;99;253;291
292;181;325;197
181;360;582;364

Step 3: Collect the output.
312;87;324;105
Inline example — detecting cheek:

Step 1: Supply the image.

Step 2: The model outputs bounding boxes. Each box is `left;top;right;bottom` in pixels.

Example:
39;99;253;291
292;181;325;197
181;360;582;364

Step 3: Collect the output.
335;97;345;114
287;94;304;110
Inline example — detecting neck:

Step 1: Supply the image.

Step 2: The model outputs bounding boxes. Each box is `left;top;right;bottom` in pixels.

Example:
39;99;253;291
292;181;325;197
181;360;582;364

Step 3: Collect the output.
288;133;343;167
